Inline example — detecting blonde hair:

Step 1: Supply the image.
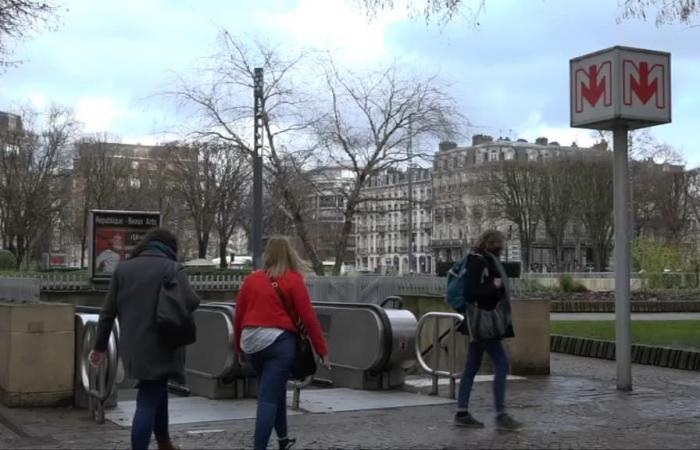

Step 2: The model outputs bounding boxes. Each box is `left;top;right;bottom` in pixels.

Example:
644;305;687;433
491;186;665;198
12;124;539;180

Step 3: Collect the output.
263;236;307;278
474;229;506;252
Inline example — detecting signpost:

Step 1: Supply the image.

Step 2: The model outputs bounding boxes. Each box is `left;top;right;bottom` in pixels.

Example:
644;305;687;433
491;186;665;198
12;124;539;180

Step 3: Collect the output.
88;210;160;282
570;46;671;391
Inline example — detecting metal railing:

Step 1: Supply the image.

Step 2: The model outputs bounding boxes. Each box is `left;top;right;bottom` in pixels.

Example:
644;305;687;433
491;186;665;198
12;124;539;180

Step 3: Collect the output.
415;312;464;399
78;319;120;423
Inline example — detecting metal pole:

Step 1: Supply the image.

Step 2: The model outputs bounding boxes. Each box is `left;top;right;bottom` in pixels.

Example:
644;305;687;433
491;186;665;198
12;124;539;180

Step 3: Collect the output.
613;125;632;391
407;119;413;274
431;317;439;396
448;319;457;399
252;68;264;270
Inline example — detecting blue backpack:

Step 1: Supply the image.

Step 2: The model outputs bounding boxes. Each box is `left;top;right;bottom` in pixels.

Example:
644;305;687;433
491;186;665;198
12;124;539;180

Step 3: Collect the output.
446;255;469;311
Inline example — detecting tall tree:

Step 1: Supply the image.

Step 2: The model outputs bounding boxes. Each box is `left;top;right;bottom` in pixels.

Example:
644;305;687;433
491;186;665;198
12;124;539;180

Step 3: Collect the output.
536;154;576;271
214;147;250;268
0;105;77;267
167;32;327;275
167;140;221;259
317;60;463;274
572;151;615;272
477;160;540;272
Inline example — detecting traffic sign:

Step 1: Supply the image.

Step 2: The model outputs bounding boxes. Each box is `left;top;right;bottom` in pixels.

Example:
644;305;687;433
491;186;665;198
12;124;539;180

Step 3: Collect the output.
570;46;671;130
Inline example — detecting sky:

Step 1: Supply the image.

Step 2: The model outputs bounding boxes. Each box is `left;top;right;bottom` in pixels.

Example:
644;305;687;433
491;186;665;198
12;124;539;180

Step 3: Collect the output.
1;0;699;166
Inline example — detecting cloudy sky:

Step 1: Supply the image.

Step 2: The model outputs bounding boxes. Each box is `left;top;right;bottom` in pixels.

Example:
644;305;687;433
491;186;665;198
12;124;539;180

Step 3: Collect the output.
1;0;698;165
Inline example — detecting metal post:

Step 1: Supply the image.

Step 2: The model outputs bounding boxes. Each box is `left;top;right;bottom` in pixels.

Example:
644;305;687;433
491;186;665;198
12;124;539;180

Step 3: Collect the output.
407;120;414;275
431;317;439;396
292;386;301;411
613;125;632;391
448;319;457;399
252;68;264;270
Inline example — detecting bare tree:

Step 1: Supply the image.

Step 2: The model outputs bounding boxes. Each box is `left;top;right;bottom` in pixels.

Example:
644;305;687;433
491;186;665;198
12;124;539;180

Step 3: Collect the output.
619;0;699;25
0;105;77;267
71;134;134;266
536;155;577;271
354;0;699;25
166;32;328;274
476;160;539;272
167;140;221;259
572;150;614;272
317;60;463;274
0;0;60;68
214;147;250;268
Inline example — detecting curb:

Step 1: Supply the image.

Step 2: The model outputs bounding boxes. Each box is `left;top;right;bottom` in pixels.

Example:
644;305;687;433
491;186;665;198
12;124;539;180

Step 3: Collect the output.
550;301;700;313
550;335;700;372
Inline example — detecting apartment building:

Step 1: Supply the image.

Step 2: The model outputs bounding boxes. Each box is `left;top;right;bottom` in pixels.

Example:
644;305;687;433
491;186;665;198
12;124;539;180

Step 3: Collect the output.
355;168;433;275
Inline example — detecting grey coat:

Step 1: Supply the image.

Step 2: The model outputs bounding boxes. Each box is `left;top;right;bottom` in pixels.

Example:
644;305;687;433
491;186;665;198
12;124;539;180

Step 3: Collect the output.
94;250;200;381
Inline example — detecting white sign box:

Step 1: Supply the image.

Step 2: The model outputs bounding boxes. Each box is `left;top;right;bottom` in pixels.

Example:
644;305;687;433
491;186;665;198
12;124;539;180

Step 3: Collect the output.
570;46;671;130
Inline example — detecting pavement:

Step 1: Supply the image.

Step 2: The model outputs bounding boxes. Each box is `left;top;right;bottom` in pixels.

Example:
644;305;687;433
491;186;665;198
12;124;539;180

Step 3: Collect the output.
1;354;699;449
551;312;700;321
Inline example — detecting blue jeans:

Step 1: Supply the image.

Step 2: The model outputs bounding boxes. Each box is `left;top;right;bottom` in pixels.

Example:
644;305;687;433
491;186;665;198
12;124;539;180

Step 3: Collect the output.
132;380;169;450
457;340;509;416
248;332;297;450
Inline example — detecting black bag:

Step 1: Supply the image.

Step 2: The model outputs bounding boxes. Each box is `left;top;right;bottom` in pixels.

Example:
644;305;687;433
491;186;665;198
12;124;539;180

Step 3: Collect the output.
156;264;196;348
268;276;318;380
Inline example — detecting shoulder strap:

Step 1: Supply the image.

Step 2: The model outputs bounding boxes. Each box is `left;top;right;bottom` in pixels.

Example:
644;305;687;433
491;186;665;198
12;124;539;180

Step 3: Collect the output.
267;273;307;336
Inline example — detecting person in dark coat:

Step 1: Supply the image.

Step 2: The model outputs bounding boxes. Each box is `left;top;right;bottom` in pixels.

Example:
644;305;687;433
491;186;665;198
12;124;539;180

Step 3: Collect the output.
90;229;200;450
454;229;522;431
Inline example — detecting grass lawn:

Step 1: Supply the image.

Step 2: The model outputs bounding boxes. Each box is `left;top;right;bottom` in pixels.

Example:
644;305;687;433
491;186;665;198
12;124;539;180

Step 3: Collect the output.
551;320;700;351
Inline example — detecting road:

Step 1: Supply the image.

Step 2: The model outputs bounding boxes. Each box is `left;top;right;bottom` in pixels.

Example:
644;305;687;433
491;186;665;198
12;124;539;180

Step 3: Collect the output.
551;312;700;321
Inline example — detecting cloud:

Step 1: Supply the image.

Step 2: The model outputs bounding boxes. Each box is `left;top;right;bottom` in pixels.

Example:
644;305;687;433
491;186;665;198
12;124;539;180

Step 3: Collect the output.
75;97;134;133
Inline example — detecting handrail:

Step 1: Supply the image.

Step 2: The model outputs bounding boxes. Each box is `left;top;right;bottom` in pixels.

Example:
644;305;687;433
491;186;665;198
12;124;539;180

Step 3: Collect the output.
80;320;119;423
415;312;464;399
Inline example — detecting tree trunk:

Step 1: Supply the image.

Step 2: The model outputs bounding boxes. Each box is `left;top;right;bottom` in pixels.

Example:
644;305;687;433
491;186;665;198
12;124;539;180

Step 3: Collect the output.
197;229;209;259
219;237;227;269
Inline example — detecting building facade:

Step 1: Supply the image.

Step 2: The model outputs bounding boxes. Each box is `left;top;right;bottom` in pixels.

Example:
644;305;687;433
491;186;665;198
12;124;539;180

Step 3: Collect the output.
432;135;595;271
355;168;433;275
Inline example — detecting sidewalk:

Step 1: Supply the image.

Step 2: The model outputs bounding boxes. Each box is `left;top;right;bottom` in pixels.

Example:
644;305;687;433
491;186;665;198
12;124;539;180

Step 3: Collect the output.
1;354;699;449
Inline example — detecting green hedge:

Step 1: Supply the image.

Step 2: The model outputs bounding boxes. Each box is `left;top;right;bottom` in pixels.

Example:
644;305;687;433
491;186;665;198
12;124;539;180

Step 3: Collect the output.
0;250;17;270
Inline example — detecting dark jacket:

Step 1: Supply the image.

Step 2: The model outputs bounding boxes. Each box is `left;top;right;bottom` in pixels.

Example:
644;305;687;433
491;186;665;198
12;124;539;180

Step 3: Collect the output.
463;250;514;340
94;249;200;381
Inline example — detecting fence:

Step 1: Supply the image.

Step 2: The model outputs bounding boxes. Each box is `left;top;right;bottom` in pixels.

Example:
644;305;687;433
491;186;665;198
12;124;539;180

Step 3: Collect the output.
0;277;41;302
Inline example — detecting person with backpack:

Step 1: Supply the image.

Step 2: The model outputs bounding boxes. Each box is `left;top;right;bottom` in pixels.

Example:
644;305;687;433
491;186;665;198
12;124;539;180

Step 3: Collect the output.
90;229;200;450
446;229;523;431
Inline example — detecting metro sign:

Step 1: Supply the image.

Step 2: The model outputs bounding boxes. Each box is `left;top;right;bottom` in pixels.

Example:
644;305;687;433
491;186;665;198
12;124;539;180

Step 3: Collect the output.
570;46;671;130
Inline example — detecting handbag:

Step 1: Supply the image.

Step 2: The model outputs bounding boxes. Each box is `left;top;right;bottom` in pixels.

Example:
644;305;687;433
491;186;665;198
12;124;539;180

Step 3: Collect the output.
156;264;196;348
268;275;318;380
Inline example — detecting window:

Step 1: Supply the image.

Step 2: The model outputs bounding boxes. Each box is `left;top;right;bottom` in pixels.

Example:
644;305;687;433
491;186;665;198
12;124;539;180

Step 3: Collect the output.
489;151;498;162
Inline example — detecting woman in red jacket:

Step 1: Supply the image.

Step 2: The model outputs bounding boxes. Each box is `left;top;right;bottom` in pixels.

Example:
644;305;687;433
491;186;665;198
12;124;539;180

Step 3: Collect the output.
235;237;329;450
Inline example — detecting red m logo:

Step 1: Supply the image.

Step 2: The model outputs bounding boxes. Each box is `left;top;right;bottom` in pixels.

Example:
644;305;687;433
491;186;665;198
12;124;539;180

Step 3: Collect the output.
575;62;612;113
623;60;666;108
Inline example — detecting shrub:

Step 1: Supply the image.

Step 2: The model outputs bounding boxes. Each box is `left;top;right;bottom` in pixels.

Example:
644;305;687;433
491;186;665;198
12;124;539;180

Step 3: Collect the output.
0;250;17;270
559;273;588;293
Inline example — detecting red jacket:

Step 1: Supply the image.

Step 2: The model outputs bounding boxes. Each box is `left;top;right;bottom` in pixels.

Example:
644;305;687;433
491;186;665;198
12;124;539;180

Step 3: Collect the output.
234;270;328;356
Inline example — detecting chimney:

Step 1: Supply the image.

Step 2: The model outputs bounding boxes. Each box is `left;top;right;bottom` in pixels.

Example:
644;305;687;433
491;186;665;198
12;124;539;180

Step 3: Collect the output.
517;138;528;143
439;141;458;152
535;137;548;146
472;134;493;146
549;141;560;146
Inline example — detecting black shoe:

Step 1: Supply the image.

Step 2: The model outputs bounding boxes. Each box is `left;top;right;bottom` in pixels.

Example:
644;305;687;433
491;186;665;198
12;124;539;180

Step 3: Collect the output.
454;412;485;428
496;414;524;431
279;438;296;450
167;382;191;397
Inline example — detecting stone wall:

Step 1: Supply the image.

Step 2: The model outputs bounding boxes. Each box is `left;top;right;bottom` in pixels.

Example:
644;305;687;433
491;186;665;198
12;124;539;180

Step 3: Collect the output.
0;302;75;407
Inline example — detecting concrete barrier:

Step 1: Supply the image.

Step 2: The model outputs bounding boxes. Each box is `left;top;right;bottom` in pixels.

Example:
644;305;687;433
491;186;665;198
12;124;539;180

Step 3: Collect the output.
404;296;550;376
0;302;75;406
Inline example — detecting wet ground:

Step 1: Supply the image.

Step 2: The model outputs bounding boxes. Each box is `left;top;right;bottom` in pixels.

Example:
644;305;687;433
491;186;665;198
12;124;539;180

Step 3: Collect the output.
1;354;698;449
